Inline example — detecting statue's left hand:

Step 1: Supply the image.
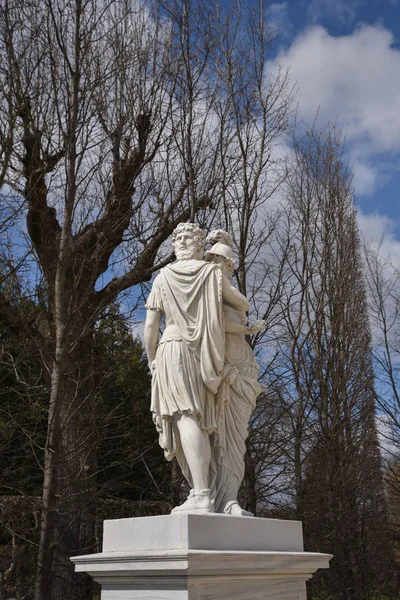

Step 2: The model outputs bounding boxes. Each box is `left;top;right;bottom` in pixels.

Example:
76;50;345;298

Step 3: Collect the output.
247;319;266;334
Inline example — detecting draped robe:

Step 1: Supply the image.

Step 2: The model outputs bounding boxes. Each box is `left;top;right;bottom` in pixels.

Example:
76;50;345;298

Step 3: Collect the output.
145;259;225;482
209;307;262;512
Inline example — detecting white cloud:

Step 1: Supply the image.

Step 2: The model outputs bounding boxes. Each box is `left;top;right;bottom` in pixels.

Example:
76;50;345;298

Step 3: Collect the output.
267;24;400;153
358;211;395;242
265;24;400;196
358;211;400;267
351;158;379;196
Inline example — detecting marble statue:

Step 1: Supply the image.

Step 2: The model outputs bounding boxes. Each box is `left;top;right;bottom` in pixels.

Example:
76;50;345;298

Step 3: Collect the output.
205;230;265;516
144;223;264;515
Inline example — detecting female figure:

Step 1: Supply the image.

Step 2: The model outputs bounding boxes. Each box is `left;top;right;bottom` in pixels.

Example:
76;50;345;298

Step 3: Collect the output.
205;231;265;516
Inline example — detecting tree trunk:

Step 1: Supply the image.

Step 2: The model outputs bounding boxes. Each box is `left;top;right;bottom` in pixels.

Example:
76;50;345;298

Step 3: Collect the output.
33;318;98;600
294;424;303;521
50;324;97;600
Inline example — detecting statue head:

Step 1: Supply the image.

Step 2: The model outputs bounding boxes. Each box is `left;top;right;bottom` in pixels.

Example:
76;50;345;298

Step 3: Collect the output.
205;233;235;278
172;222;206;261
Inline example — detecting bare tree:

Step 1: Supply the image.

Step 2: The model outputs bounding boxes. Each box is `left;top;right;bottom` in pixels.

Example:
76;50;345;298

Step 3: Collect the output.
199;0;294;513
0;0;272;597
363;245;400;450
363;243;400;577
268;123;394;599
0;0;298;597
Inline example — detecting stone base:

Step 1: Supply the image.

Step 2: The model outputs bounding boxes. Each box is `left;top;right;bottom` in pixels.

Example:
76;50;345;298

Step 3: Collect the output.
71;514;331;600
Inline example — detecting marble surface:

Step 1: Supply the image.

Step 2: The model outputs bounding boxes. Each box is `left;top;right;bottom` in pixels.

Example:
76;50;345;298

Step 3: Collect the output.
102;513;304;553
144;225;265;516
71;514;332;600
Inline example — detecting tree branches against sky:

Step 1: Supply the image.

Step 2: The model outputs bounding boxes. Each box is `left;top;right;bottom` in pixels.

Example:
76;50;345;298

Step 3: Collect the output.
264;0;400;262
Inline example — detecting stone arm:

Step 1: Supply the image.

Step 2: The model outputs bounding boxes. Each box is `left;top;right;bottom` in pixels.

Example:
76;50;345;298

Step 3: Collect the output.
225;315;266;335
144;309;161;370
221;276;250;312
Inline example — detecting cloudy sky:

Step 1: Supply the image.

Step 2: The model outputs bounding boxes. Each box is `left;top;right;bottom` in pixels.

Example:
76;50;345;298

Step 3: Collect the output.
265;0;400;262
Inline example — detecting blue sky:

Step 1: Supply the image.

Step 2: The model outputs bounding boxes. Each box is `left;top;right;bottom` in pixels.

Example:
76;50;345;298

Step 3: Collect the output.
265;0;400;262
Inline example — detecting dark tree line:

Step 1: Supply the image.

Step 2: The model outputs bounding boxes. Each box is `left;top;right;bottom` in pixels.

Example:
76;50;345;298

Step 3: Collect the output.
0;301;171;598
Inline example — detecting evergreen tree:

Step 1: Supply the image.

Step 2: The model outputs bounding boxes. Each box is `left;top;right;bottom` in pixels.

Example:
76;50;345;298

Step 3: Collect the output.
94;305;170;502
0;281;47;497
0;293;167;597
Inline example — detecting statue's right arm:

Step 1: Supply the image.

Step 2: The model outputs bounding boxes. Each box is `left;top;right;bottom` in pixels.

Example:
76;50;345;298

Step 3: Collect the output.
144;309;161;370
221;275;250;312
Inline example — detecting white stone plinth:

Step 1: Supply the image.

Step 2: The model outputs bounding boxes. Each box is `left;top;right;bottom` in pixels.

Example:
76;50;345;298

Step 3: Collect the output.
71;514;332;600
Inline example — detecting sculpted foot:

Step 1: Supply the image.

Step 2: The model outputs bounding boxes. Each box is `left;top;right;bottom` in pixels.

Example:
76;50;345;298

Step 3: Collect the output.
223;500;254;517
171;489;213;514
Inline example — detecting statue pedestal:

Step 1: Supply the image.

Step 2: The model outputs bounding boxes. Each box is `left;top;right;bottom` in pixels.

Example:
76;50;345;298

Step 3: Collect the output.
71;514;331;600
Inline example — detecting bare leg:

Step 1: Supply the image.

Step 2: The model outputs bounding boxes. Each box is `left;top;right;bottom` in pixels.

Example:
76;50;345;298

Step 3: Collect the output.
174;412;211;491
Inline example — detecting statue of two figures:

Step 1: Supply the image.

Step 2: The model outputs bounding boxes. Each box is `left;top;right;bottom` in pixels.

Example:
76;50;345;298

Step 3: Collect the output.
144;224;265;517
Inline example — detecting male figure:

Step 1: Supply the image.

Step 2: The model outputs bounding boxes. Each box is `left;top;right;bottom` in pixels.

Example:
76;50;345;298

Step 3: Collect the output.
144;223;249;513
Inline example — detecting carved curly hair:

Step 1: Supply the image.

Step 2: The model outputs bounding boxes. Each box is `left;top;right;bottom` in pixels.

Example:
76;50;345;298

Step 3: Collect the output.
171;222;206;251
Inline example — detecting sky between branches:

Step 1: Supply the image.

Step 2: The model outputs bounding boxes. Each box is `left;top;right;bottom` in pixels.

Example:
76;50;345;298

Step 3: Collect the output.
265;0;400;263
